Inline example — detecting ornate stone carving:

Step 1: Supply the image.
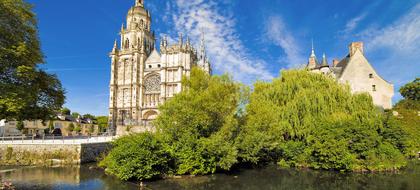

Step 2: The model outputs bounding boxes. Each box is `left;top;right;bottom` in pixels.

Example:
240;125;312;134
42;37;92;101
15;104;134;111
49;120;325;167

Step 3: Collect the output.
145;75;160;93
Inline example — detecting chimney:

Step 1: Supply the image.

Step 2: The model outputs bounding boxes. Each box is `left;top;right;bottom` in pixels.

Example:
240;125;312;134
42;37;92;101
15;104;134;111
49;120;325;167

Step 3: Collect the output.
349;42;364;57
333;59;339;67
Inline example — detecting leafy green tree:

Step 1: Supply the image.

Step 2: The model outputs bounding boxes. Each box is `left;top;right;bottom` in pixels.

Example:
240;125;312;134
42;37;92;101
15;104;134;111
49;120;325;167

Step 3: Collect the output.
154;67;244;175
67;123;75;132
237;70;405;171
0;0;65;121
60;108;71;115
99;132;171;181
74;123;81;133
88;124;94;134
96;116;108;132
16;121;24;131
399;78;419;101
83;114;96;121
71;112;81;119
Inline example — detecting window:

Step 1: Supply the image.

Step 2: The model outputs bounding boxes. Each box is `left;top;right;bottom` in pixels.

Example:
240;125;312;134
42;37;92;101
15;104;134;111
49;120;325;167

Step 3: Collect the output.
372;85;376;92
158;64;161;68
369;74;373;78
148;65;152;69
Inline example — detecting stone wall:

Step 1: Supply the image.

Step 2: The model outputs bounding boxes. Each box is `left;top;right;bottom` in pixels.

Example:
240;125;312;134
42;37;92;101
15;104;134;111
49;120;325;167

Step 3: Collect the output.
0;142;110;166
115;125;155;136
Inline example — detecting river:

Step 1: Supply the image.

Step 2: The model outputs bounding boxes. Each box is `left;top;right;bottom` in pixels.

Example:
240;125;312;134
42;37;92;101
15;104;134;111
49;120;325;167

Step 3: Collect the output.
0;161;419;190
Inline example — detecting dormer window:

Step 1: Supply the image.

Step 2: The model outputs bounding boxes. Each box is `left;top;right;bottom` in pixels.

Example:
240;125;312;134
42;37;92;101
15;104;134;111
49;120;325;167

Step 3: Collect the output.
369;74;373;78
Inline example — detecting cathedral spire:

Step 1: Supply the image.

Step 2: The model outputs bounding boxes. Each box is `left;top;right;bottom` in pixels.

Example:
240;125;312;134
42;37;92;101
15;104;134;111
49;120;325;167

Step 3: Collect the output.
135;0;144;7
200;32;206;59
321;53;329;67
310;39;315;57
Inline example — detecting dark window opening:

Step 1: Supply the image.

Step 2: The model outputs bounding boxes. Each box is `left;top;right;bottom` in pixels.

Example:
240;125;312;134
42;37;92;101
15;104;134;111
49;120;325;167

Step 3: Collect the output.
158;64;161;68
372;85;376;92
369;74;373;78
148;65;152;69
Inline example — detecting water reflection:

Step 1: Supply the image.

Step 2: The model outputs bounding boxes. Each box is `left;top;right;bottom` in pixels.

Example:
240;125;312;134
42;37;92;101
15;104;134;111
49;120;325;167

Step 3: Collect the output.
0;162;418;190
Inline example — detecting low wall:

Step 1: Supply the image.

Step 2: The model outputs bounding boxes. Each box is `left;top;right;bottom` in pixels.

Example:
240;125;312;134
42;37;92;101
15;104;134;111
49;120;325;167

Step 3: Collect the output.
115;125;155;136
0;142;110;166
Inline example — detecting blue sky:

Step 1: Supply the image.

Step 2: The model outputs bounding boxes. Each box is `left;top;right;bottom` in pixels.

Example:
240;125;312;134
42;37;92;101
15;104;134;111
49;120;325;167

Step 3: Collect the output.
27;0;420;116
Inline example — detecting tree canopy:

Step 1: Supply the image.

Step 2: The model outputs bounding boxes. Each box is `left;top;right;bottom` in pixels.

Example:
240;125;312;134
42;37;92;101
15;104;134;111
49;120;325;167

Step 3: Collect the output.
236;70;406;171
0;0;65;121
399;78;419;101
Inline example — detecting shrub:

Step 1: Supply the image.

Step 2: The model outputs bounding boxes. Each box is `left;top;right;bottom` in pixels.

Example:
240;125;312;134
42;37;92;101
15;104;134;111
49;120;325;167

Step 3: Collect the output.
99;132;171;181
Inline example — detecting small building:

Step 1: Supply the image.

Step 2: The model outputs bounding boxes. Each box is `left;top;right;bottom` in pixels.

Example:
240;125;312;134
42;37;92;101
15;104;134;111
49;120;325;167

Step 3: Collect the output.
306;42;394;109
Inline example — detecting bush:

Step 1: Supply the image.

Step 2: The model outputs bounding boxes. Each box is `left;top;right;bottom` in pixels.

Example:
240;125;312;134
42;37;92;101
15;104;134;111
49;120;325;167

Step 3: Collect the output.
237;70;405;171
99;132;171;181
67;123;75;132
154;67;243;175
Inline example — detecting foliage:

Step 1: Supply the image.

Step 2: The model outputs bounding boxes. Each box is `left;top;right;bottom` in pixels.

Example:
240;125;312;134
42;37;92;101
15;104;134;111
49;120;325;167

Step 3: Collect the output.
96;116;108;132
67;123;75;132
154;67;243;175
60;108;71;115
74;123;81;133
99;132;171;181
0;0;65;121
389;78;420;157
48;120;54;132
236;70;406;171
16;121;24;131
101;69;413;181
83;114;96;122
71;112;80;119
101;67;244;179
88;124;94;134
399;78;419;101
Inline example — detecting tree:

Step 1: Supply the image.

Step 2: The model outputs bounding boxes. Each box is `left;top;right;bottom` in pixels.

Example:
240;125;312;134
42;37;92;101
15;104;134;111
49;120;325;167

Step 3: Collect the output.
60;108;71;115
67;123;75;132
96;116;108;132
0;0;65;121
16;121;24;131
99;133;171;181
236;70;405;171
88;124;94;134
74;123;81;133
399;78;419;101
47;120;54;134
83;114;96;121
71;112;80;119
154;67;244;175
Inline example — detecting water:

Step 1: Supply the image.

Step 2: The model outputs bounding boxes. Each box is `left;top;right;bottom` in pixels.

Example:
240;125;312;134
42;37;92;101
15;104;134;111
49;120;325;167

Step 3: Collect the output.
1;161;419;190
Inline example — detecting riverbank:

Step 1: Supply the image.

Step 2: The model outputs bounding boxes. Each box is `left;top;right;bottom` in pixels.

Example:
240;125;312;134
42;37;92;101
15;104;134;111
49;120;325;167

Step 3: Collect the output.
0;161;419;190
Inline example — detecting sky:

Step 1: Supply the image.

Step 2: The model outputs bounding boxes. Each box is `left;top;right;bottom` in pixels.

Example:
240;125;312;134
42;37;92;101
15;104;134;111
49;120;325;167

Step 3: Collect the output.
26;0;420;116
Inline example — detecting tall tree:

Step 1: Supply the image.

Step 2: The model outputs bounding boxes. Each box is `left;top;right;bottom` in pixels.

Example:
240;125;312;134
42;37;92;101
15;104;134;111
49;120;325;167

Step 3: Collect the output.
399;78;419;101
0;0;65;121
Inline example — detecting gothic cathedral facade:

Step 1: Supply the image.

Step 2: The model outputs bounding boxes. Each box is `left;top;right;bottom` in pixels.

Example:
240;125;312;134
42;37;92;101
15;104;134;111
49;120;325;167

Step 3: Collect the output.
108;0;211;129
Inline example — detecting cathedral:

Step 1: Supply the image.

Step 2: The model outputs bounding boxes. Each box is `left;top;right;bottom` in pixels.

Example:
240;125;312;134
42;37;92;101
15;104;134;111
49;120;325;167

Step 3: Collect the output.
108;0;211;129
306;42;394;109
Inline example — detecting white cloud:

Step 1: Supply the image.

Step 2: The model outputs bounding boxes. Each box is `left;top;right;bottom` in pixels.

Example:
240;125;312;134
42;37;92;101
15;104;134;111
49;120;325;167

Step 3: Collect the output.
342;13;367;34
264;16;304;68
364;4;420;53
359;3;420;101
169;0;274;83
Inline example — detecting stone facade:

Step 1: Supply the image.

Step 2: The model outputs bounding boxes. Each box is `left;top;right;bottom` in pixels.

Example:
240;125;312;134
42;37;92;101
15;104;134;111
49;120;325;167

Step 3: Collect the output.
108;0;211;129
0;142;110;166
306;42;394;109
0;120;100;137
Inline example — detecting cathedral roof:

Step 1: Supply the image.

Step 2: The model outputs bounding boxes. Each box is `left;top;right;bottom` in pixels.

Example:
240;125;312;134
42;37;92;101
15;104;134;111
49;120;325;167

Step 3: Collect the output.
145;49;161;64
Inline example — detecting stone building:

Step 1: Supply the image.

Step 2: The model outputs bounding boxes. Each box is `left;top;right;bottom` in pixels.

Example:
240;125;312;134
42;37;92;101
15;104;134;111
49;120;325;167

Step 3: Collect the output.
108;0;211;129
306;42;394;109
